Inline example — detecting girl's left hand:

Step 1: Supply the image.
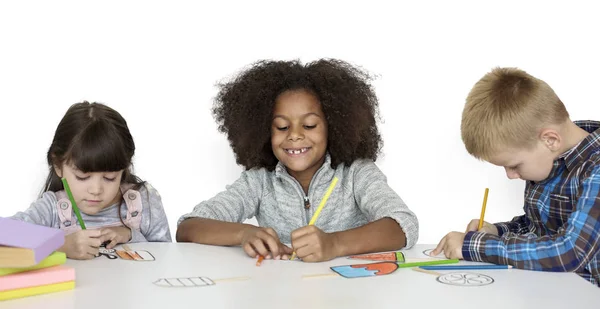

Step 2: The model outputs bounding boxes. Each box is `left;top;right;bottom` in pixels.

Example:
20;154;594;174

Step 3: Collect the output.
99;226;132;249
290;225;339;262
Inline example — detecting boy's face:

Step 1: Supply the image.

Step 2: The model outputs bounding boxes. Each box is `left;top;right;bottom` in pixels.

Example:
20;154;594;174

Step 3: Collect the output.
55;163;123;215
271;89;328;181
487;141;556;182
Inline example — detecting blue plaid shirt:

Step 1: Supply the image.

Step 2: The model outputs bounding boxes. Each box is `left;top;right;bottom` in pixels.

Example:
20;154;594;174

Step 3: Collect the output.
463;120;600;286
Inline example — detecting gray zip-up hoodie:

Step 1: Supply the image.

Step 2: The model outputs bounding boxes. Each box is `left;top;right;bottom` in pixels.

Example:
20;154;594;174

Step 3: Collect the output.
179;154;418;247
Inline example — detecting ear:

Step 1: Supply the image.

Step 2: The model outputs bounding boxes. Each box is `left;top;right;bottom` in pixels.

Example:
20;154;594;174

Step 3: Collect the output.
53;164;63;178
539;128;561;152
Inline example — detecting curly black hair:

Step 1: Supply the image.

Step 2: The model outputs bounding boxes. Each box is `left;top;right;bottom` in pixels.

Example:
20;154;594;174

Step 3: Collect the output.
212;59;383;171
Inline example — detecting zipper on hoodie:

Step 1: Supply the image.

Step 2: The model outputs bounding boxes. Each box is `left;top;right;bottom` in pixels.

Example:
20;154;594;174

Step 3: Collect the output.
304;196;311;209
280;160;328;225
303;195;311;225
304;195;310;224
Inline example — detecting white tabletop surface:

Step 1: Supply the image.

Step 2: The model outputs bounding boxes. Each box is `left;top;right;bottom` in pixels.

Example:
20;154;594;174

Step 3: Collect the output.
2;243;599;308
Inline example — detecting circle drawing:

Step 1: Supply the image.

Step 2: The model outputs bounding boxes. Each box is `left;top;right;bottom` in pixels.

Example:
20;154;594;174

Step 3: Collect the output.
422;248;434;256
436;272;494;287
422;248;444;259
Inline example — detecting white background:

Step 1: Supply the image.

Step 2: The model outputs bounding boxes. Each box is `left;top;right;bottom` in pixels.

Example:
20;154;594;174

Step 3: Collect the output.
1;0;599;244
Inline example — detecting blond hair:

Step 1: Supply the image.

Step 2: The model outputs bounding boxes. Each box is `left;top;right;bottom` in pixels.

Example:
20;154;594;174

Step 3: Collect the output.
461;67;569;160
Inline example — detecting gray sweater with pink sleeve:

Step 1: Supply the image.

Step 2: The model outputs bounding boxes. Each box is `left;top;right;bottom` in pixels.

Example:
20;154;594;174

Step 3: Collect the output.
11;183;172;243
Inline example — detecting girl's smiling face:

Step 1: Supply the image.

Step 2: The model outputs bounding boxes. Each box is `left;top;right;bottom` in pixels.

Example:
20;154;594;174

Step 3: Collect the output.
271;89;328;181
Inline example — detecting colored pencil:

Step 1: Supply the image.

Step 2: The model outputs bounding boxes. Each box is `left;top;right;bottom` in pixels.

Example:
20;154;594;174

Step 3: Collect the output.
290;177;339;261
256;255;264;266
411;267;442;276
61;178;86;229
419;264;512;270
478;188;489;230
396;258;459;269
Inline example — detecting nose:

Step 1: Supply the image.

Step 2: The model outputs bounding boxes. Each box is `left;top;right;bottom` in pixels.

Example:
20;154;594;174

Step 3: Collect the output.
287;126;304;141
87;178;104;195
505;168;520;180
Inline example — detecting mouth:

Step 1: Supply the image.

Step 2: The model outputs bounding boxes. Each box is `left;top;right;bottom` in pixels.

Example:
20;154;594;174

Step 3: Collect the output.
284;147;311;155
85;200;102;204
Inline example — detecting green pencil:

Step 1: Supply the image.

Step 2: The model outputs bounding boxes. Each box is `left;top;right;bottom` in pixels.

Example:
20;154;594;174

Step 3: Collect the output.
396;258;459;269
61;178;86;229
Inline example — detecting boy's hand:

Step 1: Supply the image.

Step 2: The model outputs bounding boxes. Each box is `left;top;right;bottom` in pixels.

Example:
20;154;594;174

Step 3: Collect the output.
290;225;339;262
61;229;104;260
240;226;292;260
99;226;132;249
431;231;465;259
465;219;499;235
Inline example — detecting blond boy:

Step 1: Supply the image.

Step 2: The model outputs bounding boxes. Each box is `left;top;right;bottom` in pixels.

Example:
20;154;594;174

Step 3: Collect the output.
432;67;600;286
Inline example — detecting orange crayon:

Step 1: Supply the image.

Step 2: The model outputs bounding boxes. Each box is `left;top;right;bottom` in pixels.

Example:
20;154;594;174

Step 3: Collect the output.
256;255;264;266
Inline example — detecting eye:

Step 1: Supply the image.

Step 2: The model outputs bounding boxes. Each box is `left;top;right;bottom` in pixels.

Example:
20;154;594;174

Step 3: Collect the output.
276;126;289;131
104;177;116;182
303;125;317;129
75;175;90;181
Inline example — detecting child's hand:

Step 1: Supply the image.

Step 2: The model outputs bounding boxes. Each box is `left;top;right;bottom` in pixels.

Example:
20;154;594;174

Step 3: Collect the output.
465;219;499;235
431;231;465;259
99;226;132;249
290;225;339;262
240;226;292;260
62;229;104;260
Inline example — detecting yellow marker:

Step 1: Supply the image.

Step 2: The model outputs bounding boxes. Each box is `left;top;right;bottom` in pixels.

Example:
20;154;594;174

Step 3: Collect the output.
290;177;339;261
478;188;489;230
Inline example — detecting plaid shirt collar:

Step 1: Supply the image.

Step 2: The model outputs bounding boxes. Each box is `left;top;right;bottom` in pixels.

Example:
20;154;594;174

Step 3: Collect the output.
539;120;600;183
565;120;600;170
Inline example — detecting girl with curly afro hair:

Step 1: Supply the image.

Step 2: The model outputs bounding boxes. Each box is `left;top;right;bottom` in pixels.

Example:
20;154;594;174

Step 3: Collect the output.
177;59;418;262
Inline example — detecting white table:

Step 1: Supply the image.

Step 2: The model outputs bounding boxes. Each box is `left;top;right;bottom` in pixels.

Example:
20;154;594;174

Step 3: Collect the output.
3;243;599;308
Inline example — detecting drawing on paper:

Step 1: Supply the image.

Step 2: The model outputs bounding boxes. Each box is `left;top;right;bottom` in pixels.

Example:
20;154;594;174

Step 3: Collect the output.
436;272;494;286
98;248;118;259
154;277;215;287
153;276;250;287
96;247;155;261
422;249;445;259
330;262;398;278
348;251;405;262
115;250;155;261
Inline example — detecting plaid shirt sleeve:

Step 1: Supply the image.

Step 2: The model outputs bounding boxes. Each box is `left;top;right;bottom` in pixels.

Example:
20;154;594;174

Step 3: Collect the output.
494;214;532;236
462;166;600;271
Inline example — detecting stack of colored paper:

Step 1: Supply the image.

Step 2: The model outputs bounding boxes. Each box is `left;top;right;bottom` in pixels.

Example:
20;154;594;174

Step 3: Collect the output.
0;217;75;301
